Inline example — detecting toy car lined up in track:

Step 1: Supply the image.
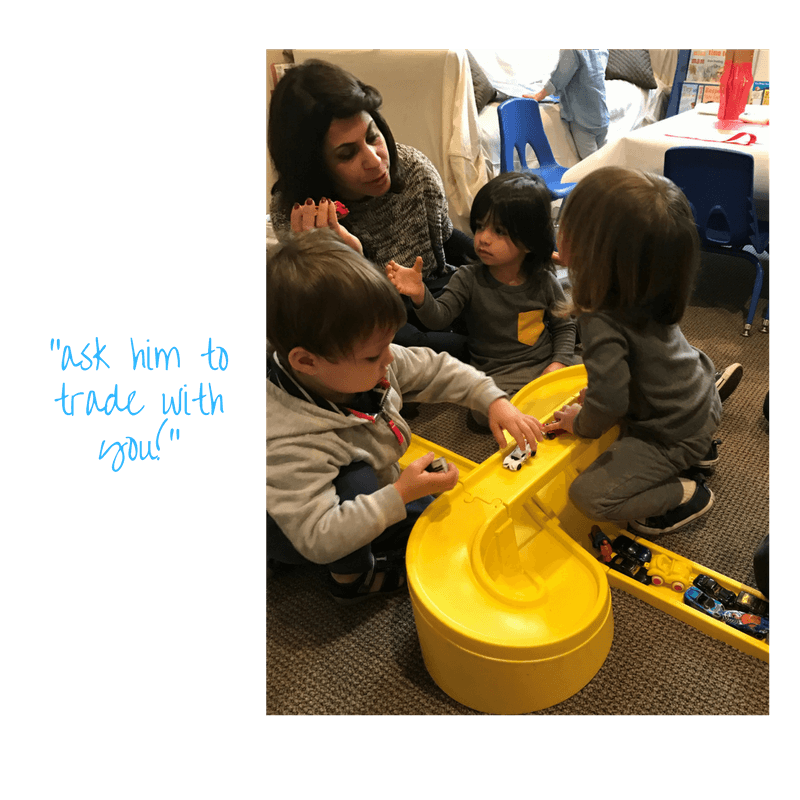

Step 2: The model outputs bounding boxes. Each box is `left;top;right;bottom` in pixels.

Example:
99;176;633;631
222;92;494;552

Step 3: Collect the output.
683;586;726;620
693;574;737;608
648;553;692;592
693;575;769;617
722;610;769;639
685;585;770;640
606;534;652;585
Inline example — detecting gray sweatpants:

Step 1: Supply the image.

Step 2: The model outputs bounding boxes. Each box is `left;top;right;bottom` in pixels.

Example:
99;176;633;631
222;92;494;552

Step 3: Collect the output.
568;413;720;523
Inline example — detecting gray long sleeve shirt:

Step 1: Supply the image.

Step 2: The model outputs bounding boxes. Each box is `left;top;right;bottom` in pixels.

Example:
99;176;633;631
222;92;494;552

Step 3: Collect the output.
414;262;577;392
573;311;721;444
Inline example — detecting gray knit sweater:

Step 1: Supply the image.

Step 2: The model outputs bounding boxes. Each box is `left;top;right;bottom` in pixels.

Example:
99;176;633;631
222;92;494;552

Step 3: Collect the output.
270;143;454;280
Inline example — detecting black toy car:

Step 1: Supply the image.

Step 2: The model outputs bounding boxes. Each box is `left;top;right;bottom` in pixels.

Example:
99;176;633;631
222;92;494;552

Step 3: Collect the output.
693;575;769;616
734;589;769;617
425;457;449;474
606;535;652;585
693;574;737;608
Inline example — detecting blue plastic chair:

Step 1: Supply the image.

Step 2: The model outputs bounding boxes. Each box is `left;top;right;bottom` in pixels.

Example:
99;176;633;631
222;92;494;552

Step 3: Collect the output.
497;98;577;200
663;146;769;336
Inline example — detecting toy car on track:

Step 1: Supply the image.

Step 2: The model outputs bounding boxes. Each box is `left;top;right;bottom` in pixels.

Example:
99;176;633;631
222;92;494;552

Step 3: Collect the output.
648;554;692;592
693;574;737;608
734;590;769;617
503;443;532;471
606;535;652;584
722;610;769;640
683;586;725;620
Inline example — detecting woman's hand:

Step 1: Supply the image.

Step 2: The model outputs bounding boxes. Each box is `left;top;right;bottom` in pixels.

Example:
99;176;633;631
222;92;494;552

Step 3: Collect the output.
290;198;363;255
385;257;425;305
487;397;544;453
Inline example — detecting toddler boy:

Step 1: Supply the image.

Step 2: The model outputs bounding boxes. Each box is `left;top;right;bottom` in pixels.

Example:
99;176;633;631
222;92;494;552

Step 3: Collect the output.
267;229;543;603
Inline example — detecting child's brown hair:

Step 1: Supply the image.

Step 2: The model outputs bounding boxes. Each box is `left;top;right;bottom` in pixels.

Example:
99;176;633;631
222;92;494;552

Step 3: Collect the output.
267;228;406;364
558;167;700;325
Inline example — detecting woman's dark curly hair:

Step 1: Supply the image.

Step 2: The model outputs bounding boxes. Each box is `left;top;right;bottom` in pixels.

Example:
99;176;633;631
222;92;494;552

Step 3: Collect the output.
268;60;405;217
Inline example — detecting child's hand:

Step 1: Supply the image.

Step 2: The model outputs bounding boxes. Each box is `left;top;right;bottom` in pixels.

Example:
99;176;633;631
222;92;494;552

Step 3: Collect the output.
393;451;459;505
385;257;425;305
291;198;364;255
552;403;582;435
541;361;568;376
541;388;586;436
487;398;544;453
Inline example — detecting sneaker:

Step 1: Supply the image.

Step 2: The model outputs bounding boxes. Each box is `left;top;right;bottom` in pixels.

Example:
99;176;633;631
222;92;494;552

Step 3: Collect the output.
630;481;715;535
715;363;743;403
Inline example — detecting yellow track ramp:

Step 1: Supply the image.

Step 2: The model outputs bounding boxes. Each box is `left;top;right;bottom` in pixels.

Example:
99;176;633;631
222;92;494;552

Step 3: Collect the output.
401;365;767;714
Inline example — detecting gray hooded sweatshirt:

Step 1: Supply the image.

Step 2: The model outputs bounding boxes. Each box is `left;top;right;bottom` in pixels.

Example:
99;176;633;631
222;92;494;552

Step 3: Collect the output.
267;344;506;564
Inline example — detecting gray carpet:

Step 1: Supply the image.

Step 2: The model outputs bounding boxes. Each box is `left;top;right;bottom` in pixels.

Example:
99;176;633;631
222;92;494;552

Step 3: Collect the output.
267;249;769;715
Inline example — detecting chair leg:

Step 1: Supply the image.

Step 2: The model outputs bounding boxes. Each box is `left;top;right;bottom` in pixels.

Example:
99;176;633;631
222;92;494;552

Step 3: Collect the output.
741;259;764;338
704;245;765;338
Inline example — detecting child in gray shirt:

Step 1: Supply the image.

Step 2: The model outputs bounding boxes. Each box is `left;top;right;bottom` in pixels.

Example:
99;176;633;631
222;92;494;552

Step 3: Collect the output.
550;166;728;535
386;172;578;425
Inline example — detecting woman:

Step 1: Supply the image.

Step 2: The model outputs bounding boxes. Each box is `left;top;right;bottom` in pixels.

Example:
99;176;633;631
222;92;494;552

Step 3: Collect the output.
268;58;471;357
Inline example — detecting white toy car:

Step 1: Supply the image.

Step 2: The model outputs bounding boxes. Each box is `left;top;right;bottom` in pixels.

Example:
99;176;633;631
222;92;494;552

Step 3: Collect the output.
503;444;532;471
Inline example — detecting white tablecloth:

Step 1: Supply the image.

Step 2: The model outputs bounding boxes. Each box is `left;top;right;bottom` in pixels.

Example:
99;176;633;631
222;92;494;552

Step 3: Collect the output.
563;105;770;209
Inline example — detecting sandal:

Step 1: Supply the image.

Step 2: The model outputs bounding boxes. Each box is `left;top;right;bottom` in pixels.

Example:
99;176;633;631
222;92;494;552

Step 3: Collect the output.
328;553;407;605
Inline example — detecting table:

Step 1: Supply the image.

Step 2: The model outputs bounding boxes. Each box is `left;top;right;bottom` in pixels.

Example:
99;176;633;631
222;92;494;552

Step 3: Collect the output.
563;105;770;214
